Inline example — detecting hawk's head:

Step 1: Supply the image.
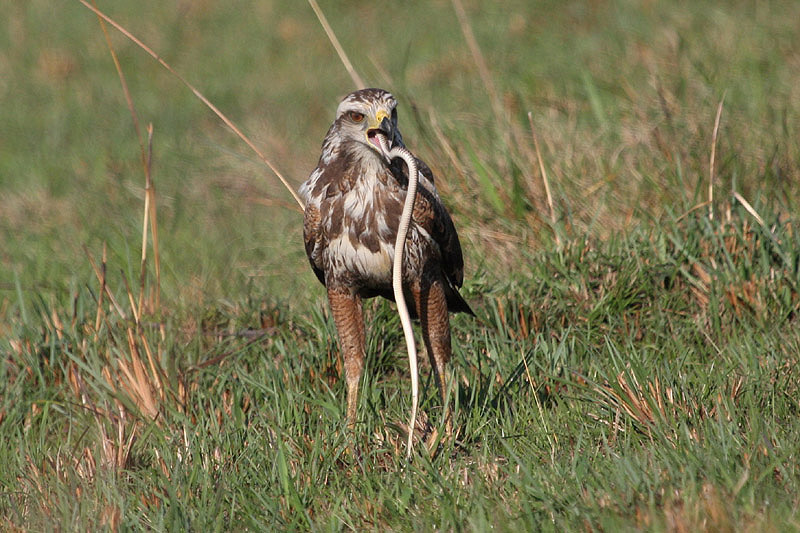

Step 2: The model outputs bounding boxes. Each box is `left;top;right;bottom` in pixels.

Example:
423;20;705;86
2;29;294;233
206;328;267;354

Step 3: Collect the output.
333;88;403;160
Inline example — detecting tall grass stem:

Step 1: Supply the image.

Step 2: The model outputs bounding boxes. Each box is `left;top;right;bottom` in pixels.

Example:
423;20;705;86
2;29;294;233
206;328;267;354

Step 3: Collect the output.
77;0;305;210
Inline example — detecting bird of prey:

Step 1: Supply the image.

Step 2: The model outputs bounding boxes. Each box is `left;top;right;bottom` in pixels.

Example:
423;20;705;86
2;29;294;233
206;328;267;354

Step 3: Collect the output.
299;88;473;431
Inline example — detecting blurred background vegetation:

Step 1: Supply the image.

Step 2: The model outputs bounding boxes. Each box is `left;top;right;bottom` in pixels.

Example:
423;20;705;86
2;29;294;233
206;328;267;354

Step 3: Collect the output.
2;0;800;529
3;0;798;314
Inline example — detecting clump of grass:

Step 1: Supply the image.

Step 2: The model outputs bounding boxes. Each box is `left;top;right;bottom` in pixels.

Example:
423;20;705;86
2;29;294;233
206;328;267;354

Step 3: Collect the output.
5;202;800;530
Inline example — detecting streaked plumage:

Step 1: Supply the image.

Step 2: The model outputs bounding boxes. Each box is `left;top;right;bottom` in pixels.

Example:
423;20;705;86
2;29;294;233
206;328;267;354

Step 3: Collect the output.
300;88;472;429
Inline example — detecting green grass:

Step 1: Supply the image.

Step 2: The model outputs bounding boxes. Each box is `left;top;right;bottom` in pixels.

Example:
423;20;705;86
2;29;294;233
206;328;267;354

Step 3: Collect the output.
3;0;800;530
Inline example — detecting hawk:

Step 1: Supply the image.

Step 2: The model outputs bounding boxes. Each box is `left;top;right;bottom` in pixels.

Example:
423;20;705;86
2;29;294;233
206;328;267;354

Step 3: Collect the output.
299;88;473;430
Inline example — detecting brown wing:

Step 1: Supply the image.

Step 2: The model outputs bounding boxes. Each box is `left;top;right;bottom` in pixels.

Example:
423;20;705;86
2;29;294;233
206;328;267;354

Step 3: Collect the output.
418;159;465;286
403;157;474;315
302;144;360;287
303;201;326;285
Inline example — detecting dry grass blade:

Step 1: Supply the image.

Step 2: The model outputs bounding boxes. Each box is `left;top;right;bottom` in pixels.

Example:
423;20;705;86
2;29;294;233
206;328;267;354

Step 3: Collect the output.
118;272;168;420
122;272;139;325
84;245;126;320
528;111;560;247
146;124;161;315
307;0;365;90
93;243;107;334
138;330;166;406
591;368;710;445
676;200;711;222
428;112;468;189
90;0;147;175
708;94;726;221
733;192;765;227
138;155;151;320
138;124;160;317
68;361;137;476
521;350;557;461
91;1;161;318
119;328;161;420
451;0;503;124
616;371;655;427
76;0;304;210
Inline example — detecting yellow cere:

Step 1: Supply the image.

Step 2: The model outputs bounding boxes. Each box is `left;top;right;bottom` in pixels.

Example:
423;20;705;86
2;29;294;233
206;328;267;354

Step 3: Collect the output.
374;109;390;126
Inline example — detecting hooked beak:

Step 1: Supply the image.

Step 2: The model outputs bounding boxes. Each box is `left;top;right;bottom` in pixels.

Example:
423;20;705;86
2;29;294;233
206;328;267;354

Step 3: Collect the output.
366;110;395;157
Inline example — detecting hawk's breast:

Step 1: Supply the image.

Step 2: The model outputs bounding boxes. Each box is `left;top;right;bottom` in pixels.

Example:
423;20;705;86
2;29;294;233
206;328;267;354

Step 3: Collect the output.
302;145;443;293
319;167;403;287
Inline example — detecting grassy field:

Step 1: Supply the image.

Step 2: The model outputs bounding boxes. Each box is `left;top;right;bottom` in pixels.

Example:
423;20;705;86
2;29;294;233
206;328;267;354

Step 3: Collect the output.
3;0;800;530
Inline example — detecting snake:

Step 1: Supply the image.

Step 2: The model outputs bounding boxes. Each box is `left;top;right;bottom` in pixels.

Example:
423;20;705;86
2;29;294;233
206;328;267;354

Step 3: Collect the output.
376;133;420;458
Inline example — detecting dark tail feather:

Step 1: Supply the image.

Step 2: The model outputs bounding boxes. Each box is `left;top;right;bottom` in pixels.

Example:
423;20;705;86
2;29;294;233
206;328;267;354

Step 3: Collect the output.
445;284;475;316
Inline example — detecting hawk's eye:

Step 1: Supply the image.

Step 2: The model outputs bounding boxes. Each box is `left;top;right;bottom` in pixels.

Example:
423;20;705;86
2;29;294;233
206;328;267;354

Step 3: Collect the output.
348;111;365;123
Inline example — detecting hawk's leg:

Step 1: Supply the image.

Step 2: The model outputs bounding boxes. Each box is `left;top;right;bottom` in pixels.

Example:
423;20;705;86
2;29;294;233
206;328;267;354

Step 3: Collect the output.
413;277;454;436
327;286;365;427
